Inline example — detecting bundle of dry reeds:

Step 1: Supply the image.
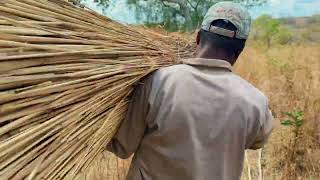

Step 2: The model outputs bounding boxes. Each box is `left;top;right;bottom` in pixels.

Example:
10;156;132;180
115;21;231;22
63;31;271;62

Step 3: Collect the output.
0;0;193;179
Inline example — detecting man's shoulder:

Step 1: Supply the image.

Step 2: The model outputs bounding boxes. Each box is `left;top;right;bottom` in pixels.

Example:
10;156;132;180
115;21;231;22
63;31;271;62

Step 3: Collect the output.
158;63;193;73
153;64;194;79
231;74;268;104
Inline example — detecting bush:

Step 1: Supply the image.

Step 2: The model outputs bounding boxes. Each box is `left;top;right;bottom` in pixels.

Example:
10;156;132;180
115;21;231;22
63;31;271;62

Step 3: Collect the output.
274;27;293;45
253;15;280;48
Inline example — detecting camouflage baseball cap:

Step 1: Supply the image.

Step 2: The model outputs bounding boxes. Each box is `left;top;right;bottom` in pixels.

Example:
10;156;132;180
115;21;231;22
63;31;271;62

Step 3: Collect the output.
201;1;252;39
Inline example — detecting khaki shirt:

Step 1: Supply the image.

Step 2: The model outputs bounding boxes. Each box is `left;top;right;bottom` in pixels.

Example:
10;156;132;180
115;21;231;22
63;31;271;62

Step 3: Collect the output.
107;58;273;180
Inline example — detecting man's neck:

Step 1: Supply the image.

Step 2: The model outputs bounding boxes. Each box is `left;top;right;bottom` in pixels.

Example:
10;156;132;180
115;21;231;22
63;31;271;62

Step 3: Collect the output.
195;45;234;65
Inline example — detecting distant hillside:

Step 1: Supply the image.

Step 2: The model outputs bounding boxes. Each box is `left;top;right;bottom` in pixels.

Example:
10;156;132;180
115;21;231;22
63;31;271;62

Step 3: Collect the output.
278;14;320;42
280;15;320;27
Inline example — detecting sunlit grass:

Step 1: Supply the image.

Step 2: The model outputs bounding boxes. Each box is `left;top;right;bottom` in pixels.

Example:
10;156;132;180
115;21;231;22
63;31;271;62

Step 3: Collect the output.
238;42;320;179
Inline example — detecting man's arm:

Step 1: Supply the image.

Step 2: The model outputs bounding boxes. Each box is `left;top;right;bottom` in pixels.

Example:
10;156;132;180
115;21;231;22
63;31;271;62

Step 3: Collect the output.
107;75;153;159
248;103;274;150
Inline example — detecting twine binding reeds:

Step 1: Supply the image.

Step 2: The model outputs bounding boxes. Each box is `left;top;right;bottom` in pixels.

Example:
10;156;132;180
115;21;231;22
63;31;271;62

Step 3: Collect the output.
0;0;194;179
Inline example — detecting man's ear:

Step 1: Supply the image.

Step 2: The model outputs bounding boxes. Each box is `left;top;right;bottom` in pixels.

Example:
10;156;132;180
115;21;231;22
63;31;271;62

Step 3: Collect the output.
196;30;200;45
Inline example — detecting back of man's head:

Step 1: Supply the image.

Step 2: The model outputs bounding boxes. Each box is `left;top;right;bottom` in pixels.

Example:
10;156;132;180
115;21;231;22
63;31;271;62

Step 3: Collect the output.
199;20;246;61
197;2;252;64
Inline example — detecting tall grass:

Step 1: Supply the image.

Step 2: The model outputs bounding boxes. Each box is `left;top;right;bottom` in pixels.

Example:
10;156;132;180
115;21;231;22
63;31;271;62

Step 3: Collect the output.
238;42;320;179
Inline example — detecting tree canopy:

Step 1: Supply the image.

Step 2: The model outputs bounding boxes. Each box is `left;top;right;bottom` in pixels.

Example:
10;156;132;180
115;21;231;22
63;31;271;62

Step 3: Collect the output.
127;0;265;32
81;0;266;32
253;15;281;48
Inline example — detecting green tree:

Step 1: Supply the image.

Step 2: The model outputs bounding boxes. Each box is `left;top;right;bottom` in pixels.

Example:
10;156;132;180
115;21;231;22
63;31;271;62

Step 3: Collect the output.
127;0;266;32
253;15;280;48
81;0;266;32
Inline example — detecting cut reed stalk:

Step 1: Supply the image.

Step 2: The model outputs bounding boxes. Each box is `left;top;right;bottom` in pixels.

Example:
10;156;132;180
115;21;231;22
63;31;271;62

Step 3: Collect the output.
0;0;194;179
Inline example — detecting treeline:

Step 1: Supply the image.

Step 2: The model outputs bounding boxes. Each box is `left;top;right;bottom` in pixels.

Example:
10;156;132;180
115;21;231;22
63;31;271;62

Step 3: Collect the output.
76;0;319;46
251;14;320;48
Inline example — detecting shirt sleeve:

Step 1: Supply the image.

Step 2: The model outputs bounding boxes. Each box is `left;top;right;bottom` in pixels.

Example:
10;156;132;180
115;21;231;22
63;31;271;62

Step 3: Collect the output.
106;75;153;159
248;104;274;150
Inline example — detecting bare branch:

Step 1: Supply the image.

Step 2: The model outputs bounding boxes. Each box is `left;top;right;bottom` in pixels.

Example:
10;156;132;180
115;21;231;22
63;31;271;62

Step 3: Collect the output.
162;0;193;31
161;1;181;14
195;0;201;10
185;0;196;10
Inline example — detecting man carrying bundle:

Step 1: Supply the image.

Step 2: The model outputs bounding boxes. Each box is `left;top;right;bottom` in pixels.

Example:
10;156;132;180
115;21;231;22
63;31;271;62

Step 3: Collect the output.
107;2;273;180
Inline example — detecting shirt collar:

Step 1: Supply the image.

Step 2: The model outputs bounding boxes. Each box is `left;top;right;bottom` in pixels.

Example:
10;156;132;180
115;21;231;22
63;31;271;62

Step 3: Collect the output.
180;58;232;71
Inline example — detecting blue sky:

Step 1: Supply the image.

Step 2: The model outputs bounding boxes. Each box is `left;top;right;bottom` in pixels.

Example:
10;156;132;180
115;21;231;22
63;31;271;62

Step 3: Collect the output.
83;0;320;24
250;0;320;18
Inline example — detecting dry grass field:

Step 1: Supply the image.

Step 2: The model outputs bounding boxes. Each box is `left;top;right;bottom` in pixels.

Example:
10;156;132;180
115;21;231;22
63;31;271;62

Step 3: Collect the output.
238;42;320;179
76;42;320;180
